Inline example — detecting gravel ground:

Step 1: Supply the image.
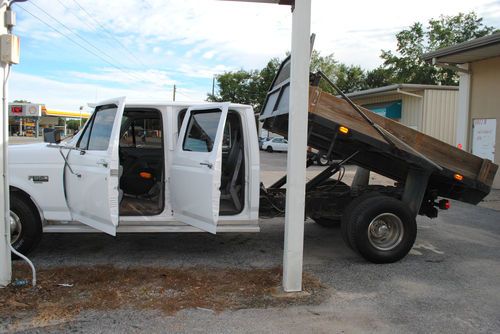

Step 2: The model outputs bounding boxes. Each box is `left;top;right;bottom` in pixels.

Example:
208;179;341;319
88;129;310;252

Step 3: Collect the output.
2;146;499;333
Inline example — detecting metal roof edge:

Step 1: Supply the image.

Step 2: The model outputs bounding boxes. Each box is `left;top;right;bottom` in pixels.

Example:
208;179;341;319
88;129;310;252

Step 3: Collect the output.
345;83;458;99
423;33;500;62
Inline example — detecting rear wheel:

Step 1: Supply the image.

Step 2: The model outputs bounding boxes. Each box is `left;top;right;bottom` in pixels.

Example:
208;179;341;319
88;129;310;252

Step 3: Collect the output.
341;192;380;249
266;146;273;153
10;193;42;258
343;195;416;263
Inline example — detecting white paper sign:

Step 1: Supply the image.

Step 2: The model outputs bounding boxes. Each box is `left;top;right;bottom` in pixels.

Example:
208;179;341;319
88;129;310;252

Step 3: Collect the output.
472;118;496;161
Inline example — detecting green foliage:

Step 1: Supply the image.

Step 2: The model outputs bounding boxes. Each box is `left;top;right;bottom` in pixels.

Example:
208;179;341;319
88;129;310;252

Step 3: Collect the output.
381;12;494;85
66;119;87;131
207;58;280;113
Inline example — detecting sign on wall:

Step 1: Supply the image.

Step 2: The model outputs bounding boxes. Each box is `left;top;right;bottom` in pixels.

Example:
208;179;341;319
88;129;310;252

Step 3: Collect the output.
472;118;496;161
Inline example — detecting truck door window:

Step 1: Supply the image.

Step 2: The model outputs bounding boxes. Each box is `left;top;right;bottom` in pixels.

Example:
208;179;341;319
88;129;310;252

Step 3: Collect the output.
77;118;92;149
183;109;221;152
88;106;118;150
77;104;117;150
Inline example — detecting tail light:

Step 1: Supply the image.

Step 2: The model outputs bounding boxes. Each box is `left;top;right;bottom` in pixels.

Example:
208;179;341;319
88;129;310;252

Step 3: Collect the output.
438;199;450;210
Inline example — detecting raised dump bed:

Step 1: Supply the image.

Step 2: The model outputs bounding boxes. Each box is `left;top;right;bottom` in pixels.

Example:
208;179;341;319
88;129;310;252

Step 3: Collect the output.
260;57;498;206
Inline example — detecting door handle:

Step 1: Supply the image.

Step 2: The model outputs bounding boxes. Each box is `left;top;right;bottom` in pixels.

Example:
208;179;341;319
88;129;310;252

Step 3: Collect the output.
200;162;213;169
97;159;109;168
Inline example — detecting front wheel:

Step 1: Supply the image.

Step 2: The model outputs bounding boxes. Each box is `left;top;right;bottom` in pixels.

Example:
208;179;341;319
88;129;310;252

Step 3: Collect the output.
266;146;273;153
343;195;416;263
10;193;43;258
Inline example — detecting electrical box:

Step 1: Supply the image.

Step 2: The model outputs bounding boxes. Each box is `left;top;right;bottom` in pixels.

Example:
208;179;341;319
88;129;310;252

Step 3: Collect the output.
0;34;20;64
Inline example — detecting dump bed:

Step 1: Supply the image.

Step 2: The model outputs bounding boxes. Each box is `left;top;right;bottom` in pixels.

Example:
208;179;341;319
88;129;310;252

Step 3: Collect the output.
260;58;498;205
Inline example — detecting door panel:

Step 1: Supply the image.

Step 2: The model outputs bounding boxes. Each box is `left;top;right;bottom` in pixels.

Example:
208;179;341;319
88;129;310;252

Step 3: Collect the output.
170;103;229;233
64;97;126;235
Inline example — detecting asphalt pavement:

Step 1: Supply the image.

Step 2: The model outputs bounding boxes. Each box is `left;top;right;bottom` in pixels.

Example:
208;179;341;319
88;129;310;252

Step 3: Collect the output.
2;145;500;333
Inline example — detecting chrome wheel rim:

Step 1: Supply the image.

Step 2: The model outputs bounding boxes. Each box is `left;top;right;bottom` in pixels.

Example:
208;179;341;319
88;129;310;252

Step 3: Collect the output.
367;213;403;251
10;211;22;244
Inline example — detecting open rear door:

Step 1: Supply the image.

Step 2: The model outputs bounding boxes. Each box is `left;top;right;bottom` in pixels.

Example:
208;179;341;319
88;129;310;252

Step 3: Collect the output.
64;97;126;236
171;103;229;233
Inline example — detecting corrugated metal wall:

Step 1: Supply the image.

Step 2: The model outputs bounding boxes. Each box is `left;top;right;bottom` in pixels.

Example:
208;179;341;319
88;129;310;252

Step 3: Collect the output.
422;89;458;145
353;89;458;145
401;94;423;129
353;93;423;129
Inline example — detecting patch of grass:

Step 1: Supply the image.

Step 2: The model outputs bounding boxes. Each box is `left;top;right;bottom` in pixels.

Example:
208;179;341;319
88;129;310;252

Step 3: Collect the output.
1;264;326;330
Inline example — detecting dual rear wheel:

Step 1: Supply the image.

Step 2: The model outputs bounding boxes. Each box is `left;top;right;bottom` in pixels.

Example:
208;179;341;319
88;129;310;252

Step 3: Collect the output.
313;193;417;263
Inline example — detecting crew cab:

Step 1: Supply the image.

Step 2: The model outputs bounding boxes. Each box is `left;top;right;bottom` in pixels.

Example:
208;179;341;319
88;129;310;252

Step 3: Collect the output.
9;100;261;256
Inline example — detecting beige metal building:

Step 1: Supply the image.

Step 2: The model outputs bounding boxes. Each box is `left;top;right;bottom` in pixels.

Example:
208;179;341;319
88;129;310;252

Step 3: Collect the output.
424;34;500;188
346;84;459;145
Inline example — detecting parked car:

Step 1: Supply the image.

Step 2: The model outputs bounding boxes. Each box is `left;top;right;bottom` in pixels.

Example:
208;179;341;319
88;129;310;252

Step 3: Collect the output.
261;137;288;152
258;136;270;150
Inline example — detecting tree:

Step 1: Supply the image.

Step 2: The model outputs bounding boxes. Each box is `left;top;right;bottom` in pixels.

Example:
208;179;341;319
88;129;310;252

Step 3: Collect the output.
66;119;87;131
380;12;495;85
309;50;368;94
207;58;280;113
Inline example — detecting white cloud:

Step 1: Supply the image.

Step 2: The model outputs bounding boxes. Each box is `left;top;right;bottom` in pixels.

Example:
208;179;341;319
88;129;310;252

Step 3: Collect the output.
9;72;208;110
202;51;216;60
69;68;176;87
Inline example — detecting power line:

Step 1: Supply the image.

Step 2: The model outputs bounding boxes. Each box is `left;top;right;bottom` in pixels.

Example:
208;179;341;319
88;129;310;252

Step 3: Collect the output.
16;4;147;85
28;1;153;84
70;0;149;69
175;88;198;101
30;2;120;68
55;0;98;33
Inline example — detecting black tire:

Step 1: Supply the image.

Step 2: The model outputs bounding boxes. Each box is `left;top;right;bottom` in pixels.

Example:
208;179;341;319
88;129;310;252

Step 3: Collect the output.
266;146;273;153
345;195;416;264
316;152;330;166
312;217;340;228
341;192;380;249
10;192;42;258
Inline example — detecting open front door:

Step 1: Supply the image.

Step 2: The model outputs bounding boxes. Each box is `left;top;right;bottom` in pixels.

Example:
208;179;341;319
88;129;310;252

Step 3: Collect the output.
64;97;126;236
171;103;229;233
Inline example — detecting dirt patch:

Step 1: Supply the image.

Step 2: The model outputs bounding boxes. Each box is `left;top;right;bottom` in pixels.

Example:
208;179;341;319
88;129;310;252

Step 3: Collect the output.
1;264;325;330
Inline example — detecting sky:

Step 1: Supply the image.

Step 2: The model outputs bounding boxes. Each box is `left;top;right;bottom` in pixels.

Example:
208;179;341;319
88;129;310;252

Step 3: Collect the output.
9;0;500;111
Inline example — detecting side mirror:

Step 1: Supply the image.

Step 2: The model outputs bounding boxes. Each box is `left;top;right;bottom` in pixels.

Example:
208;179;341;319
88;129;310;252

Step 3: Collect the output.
44;128;62;144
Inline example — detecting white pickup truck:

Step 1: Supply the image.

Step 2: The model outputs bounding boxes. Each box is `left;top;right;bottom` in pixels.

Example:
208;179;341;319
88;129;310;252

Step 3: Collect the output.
8;60;497;264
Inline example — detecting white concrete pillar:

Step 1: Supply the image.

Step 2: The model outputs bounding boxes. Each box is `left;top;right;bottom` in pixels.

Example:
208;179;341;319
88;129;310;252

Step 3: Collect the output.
457;63;470;151
0;0;11;287
282;0;311;292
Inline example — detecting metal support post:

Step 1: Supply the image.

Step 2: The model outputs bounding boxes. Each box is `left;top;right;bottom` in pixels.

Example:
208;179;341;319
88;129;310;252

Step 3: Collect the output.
282;0;311;292
351;167;370;191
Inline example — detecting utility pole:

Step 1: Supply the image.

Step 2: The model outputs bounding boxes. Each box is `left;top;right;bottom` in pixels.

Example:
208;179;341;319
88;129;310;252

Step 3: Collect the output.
0;0;24;287
0;0;10;287
173;84;176;101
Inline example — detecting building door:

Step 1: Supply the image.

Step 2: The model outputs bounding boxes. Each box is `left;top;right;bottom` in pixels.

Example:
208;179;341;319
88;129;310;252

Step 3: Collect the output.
472;118;496;161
